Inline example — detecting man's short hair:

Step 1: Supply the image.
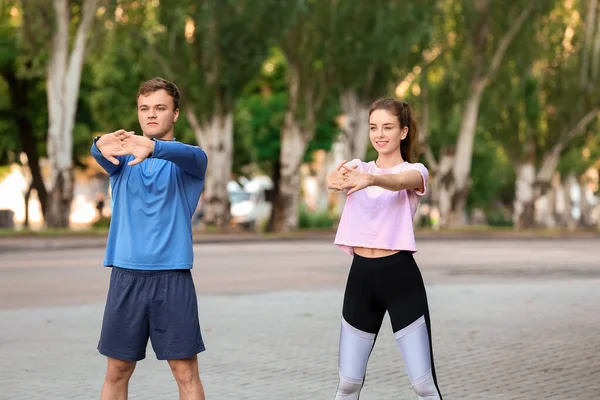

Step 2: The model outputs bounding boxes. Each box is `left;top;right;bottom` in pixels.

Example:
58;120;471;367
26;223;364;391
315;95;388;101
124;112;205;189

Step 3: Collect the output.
137;77;180;110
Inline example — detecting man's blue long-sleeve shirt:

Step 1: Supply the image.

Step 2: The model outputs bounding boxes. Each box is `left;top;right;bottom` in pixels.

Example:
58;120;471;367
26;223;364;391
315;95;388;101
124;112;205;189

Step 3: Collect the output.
91;137;208;270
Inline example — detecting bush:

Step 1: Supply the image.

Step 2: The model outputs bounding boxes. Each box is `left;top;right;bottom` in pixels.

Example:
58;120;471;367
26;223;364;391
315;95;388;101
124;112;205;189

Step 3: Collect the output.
486;209;513;227
298;204;335;229
93;217;111;228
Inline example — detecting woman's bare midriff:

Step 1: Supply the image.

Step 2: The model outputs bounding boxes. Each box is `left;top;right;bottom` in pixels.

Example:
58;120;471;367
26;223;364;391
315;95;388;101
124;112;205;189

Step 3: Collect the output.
353;247;401;258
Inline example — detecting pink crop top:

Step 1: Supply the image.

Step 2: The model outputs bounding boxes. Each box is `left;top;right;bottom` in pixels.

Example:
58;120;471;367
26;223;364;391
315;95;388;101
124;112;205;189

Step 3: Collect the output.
334;159;428;255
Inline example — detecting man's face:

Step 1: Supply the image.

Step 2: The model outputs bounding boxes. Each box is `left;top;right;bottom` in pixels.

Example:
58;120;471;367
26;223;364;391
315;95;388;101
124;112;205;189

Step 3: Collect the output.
137;89;179;139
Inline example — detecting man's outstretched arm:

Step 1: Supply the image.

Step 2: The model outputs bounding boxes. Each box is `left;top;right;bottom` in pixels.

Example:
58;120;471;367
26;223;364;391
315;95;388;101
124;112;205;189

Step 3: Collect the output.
151;140;208;179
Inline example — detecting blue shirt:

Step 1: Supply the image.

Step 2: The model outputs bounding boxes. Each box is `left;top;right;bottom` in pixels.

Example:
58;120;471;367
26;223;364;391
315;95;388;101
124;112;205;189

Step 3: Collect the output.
91;138;208;270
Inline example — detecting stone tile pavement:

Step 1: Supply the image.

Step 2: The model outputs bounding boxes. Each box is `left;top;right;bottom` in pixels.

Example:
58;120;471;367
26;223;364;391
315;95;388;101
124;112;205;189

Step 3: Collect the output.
1;279;600;399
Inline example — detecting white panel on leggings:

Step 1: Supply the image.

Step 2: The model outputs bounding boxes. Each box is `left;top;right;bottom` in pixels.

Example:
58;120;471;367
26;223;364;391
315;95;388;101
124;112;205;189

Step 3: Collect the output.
339;318;376;381
393;315;432;383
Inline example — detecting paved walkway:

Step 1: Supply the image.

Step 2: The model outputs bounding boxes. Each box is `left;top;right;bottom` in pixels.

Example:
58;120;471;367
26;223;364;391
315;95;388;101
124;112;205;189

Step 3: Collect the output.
2;283;600;399
1;240;599;399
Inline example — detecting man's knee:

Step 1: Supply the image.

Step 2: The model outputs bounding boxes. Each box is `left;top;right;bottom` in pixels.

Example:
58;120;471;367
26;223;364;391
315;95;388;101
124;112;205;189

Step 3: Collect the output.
169;357;200;386
105;358;136;383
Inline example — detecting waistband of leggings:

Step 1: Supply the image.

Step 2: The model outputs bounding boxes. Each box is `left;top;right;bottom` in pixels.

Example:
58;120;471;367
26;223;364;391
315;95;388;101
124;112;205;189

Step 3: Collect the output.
351;250;414;268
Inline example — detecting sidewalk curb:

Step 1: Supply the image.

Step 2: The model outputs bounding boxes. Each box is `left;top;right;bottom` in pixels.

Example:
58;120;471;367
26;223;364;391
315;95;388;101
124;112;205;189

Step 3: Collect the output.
1;230;599;254
0;232;336;254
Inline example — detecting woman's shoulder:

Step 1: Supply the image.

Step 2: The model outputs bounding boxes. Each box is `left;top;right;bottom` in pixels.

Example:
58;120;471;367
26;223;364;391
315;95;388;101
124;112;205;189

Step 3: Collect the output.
403;161;428;173
344;159;371;170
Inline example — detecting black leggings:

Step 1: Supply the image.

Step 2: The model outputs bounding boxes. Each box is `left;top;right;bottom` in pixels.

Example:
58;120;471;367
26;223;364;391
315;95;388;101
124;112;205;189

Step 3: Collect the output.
335;251;443;399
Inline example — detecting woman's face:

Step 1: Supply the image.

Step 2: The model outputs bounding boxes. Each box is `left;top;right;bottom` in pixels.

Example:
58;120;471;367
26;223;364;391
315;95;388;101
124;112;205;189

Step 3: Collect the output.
369;109;408;156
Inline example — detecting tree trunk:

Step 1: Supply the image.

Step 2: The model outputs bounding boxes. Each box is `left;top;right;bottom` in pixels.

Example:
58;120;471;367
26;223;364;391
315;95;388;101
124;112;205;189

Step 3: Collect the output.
513;161;536;229
518;109;600;229
439;4;534;228
272;117;307;232
186;108;233;230
314;151;329;213
271;66;316;232
266;159;281;232
537;175;559;228
437;146;471;227
339;89;370;161
329;90;370;219
45;168;74;228
564;174;578;230
1;65;49;218
327;140;348;218
23;184;33;229
20;129;48;219
45;0;98;228
581;0;598;85
441;85;484;227
579;174;595;227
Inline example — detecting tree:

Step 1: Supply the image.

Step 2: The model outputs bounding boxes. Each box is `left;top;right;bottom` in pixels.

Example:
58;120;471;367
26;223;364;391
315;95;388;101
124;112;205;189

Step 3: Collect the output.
18;0;103;227
496;0;600;228
1;3;48;226
270;0;335;232
234;48;341;230
329;0;434;163
429;0;549;227
129;0;296;230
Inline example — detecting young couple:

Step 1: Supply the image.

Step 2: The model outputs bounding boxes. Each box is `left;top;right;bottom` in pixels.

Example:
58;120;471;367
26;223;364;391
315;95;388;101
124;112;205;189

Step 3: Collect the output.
92;77;442;399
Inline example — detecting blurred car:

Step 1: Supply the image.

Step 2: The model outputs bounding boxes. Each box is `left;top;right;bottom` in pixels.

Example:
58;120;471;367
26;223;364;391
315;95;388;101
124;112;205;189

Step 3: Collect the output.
194;177;273;230
229;177;273;230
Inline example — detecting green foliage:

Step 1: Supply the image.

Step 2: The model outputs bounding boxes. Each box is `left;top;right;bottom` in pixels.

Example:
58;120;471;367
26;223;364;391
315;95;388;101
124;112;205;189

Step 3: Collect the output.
485;0;599;183
305;95;341;160
0;6;48;165
142;0;297;122
279;0;334;122
467;130;515;211
326;0;434;100
233;46;341;176
87;30;148;133
486;208;513;227
233;49;288;176
92;216;111;228
423;70;465;150
1;0;597;231
298;203;334;229
557;125;600;177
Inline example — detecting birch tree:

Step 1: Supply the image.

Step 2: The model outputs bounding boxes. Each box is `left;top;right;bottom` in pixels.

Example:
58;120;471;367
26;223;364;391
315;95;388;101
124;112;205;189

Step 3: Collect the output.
329;1;433;162
19;0;101;227
431;0;548;227
271;0;333;232
123;0;295;229
493;0;600;228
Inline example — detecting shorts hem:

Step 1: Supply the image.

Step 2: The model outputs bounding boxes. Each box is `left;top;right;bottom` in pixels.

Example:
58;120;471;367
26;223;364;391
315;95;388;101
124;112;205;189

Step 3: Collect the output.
98;346;146;362
156;345;206;361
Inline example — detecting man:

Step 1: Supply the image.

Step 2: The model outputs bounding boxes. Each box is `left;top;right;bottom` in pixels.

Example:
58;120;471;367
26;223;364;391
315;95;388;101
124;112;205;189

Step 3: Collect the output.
91;77;208;400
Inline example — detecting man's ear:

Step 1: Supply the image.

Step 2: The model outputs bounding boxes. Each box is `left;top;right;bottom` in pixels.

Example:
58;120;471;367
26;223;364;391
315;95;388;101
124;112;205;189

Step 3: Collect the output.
174;108;180;123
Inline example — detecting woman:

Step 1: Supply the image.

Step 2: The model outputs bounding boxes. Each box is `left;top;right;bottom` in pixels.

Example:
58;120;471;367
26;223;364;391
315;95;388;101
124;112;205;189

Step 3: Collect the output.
327;98;443;399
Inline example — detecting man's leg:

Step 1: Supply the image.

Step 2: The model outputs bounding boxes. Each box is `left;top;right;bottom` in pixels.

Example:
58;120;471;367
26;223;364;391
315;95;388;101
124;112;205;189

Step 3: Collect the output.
100;358;136;400
149;269;206;399
168;356;205;400
97;267;150;398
